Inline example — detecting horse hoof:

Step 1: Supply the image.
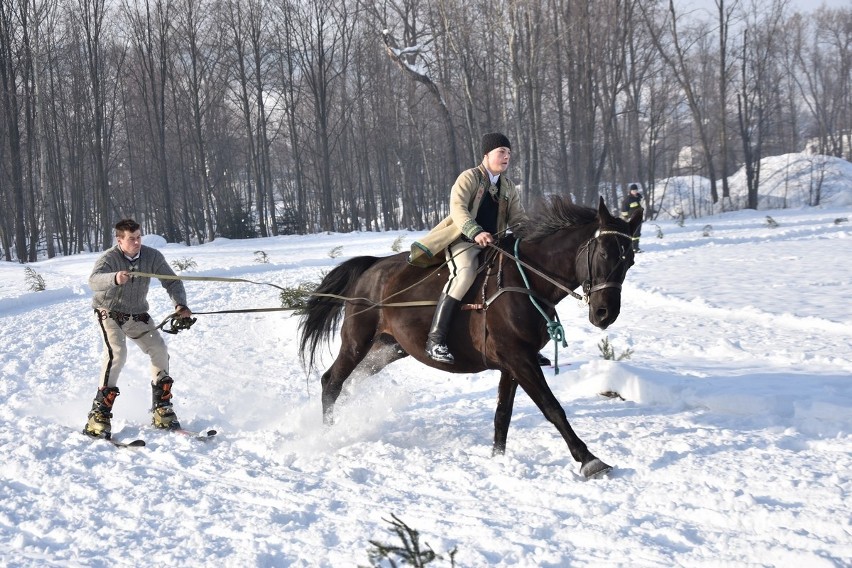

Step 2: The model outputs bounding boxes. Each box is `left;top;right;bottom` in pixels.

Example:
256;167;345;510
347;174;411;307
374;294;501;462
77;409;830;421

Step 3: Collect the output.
580;458;613;479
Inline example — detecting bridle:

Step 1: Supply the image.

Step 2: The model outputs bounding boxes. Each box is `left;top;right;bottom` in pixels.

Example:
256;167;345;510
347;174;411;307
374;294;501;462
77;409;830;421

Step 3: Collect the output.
492;226;634;305
478;225;634;372
577;228;634;297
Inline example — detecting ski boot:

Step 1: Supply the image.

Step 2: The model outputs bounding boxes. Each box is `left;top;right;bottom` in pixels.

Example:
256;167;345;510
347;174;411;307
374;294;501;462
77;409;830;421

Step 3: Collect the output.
151;376;182;430
84;386;120;439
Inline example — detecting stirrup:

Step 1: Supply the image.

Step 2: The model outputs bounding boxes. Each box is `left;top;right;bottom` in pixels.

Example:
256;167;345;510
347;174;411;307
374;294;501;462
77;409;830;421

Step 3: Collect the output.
426;341;455;364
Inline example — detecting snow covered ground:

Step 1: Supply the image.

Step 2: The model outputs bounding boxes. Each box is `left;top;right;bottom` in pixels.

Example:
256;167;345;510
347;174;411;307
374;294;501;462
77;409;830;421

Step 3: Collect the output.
1;166;851;566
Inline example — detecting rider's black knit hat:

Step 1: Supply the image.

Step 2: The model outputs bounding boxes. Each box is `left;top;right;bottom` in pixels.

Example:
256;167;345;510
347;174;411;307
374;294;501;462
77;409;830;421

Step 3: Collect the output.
481;132;511;156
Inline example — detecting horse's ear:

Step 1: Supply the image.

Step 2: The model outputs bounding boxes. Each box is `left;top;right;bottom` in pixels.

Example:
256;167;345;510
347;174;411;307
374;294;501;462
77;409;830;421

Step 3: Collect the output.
597;196;616;224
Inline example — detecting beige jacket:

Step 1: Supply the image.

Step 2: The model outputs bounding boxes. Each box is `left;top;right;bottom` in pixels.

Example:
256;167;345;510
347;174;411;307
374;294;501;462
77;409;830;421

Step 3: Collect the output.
409;164;526;267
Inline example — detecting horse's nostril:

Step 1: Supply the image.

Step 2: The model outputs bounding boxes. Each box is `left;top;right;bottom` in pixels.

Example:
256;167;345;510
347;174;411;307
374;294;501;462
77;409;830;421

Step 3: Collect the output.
596;307;609;319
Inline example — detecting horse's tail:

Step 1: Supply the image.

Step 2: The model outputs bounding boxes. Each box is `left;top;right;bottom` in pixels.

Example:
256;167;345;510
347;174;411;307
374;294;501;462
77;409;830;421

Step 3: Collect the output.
298;255;381;373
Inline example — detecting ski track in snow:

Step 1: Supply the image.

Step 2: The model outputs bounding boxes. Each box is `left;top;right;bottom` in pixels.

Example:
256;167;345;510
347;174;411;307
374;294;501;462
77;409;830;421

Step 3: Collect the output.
1;208;851;567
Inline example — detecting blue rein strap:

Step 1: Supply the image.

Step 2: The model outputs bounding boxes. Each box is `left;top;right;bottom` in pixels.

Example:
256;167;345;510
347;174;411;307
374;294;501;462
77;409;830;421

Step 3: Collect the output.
514;239;568;374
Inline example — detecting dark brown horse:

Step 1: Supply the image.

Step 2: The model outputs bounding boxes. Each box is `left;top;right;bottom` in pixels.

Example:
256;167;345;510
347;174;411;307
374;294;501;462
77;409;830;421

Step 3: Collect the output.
298;197;641;478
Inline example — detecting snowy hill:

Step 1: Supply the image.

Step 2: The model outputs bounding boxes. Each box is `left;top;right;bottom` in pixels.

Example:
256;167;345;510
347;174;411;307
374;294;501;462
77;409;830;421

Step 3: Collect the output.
654;152;852;219
1;157;851;566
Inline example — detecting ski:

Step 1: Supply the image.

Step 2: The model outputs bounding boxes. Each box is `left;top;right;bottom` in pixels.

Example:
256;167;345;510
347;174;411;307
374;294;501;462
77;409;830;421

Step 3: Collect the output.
83;430;146;448
109;438;147;448
170;427;217;440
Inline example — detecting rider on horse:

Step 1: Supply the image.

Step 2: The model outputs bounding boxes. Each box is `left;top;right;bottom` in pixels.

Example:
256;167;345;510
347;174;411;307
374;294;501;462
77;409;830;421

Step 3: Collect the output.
409;132;527;365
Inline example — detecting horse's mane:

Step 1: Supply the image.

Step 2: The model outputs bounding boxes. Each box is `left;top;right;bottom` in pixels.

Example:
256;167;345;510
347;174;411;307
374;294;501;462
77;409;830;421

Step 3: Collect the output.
514;196;597;243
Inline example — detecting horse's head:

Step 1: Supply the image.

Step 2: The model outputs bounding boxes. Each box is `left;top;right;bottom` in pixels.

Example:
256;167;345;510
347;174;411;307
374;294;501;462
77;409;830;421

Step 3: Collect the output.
576;197;641;329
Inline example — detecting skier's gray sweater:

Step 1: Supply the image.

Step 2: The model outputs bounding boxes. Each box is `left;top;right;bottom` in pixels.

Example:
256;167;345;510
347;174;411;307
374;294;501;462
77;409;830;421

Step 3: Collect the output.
89;245;187;314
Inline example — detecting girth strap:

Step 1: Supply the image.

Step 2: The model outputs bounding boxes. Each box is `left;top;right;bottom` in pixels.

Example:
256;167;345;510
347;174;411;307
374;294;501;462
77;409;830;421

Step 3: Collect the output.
461;286;554;311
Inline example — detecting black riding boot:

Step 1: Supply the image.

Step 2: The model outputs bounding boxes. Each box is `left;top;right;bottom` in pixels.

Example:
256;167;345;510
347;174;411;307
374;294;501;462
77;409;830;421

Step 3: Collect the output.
425;293;460;364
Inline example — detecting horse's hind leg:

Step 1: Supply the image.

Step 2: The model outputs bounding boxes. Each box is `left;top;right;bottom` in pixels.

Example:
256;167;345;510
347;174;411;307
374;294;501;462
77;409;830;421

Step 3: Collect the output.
492;372;518;456
320;317;381;425
320;353;364;425
321;333;407;425
359;333;409;375
320;368;344;425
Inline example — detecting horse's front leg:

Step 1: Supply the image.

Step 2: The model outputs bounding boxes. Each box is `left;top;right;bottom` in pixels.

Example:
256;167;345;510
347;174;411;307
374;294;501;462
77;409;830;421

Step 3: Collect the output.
492;371;518;456
513;362;613;479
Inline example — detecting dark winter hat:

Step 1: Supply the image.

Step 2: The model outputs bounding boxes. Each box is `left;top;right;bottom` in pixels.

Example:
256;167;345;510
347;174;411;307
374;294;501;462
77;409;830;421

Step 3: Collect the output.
481;132;511;156
629;183;640;191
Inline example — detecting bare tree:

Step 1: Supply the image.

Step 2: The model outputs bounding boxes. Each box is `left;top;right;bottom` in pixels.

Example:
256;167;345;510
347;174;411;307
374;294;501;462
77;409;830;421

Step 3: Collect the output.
221;0;282;237
736;0;786;209
0;0;29;261
556;0;603;205
370;0;460;176
589;0;634;207
123;0;182;241
272;1;309;233
0;0;849;259
643;0;722;205
76;0;126;248
506;0;546;204
20;0;62;259
290;0;355;232
172;0;224;242
714;0;741;205
792;6;852;160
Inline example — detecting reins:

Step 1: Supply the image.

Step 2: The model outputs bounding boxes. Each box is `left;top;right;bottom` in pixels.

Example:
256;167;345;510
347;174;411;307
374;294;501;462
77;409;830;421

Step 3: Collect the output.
129;226;518;320
133;226;634;331
477;227;633;372
131;270;441;315
480;227;635;308
485;242;586;303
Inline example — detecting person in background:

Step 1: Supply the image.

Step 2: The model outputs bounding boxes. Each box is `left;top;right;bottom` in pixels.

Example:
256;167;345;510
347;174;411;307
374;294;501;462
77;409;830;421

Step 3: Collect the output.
84;219;192;438
621;183;644;252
